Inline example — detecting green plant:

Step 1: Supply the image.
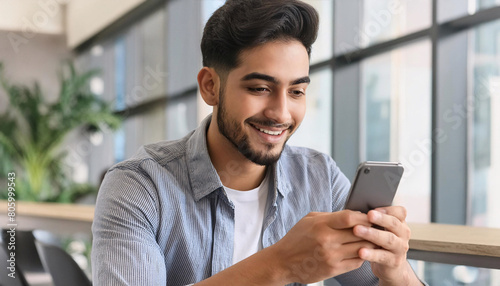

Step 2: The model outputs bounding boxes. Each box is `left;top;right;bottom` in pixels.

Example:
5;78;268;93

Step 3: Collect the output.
0;62;121;202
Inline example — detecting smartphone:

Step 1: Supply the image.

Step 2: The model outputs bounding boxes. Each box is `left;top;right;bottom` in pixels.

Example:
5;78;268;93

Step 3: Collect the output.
343;161;404;214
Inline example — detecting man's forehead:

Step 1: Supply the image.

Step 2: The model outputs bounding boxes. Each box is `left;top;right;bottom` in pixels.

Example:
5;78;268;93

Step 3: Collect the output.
226;41;310;84
237;40;309;61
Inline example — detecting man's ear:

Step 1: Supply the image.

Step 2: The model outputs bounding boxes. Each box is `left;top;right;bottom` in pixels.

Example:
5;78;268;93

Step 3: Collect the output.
198;67;220;106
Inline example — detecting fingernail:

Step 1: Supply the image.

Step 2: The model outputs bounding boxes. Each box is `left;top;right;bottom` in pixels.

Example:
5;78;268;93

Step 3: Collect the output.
375;208;387;214
371;211;381;221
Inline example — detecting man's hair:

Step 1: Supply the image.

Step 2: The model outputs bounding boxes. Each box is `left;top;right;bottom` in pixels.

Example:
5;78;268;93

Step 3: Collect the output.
201;0;319;74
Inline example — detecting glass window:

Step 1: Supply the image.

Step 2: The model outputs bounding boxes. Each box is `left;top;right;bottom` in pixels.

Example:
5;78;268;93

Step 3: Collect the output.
438;0;469;23
287;68;332;155
420;262;500;286
166;94;198;140
139;8;166;101
439;0;500;23
334;0;360;55
335;0;431;54
303;0;333;64
165;0;203;95
142;104;167;144
123;117;139;159
202;0;225;25
76;42;115;103
114;127;125;164
114;37;126;111
361;0;431;47
360;40;432;223
113;37;127;163
469;19;500;229
475;0;500;12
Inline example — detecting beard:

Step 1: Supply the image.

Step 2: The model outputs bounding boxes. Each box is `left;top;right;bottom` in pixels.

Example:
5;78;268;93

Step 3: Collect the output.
216;88;294;166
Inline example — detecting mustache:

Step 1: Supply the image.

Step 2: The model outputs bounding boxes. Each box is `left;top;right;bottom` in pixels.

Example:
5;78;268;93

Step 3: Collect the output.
246;118;293;129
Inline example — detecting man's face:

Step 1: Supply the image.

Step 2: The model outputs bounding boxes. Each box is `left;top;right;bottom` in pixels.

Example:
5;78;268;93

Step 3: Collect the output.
215;40;310;165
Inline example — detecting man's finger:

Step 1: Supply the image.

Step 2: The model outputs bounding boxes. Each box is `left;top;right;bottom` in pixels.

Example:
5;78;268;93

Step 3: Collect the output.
374;206;407;222
326;210;371;230
367;210;411;239
339;241;377;260
352;225;407;253
358;247;408;269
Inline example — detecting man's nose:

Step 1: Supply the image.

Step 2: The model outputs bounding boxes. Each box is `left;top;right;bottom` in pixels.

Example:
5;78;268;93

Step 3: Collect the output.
263;89;292;124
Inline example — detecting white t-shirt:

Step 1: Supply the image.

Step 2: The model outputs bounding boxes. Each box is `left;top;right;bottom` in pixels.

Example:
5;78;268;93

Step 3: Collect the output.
224;173;269;265
224;174;324;286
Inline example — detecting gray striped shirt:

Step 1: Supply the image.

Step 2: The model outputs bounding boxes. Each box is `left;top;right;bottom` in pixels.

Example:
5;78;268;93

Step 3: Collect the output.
91;116;379;285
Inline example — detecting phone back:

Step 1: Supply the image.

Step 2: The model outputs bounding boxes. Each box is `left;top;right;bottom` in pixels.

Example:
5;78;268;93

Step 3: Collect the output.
344;162;404;213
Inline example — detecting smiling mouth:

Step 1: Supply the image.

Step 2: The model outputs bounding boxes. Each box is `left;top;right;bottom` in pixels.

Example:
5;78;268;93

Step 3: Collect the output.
249;123;288;136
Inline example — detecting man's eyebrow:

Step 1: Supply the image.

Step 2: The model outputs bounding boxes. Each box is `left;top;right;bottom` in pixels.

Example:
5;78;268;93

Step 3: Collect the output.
291;76;310;85
241;73;310;86
241;72;279;84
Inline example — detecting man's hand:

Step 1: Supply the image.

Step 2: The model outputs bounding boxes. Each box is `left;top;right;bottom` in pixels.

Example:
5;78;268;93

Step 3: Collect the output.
353;206;422;286
269;210;376;284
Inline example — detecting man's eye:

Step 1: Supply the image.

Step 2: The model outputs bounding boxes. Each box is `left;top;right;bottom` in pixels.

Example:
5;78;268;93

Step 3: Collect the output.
248;87;269;93
291;90;305;97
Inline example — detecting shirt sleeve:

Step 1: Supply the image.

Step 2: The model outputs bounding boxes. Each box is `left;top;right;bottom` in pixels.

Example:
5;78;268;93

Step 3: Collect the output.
330;161;351;212
91;166;166;286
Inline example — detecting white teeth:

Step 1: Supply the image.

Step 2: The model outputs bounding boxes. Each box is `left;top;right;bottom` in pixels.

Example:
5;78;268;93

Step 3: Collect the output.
257;127;283;136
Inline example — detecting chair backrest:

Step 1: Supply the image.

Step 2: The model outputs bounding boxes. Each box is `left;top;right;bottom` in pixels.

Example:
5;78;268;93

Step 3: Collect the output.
34;239;92;286
0;241;29;286
1;229;46;274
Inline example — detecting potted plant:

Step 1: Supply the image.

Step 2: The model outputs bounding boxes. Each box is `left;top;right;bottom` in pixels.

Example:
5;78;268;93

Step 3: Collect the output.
0;62;121;202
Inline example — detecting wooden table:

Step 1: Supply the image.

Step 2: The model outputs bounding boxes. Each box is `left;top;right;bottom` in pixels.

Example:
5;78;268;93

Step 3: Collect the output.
408;223;500;269
0;200;94;236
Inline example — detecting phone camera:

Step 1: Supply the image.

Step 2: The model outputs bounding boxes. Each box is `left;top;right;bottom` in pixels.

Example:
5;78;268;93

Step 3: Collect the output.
364;167;370;174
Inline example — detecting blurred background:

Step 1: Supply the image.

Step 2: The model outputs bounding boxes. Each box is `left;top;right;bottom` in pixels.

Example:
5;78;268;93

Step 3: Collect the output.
0;0;499;285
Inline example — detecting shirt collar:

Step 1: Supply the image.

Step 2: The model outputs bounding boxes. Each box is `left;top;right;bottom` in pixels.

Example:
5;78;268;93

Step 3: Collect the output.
186;115;291;201
275;156;292;198
186;115;223;201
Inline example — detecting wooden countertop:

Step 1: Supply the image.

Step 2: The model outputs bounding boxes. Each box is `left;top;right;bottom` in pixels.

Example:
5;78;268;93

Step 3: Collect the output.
0;200;94;222
408;222;500;258
2;201;500;259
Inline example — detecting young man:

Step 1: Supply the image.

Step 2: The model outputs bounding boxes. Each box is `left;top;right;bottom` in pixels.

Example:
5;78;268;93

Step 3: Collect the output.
92;0;425;285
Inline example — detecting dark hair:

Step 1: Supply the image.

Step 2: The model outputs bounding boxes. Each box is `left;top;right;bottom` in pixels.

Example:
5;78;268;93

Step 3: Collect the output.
201;0;319;74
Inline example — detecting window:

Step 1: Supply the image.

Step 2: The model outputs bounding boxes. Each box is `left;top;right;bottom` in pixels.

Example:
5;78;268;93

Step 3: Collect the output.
304;0;333;64
166;94;198;140
361;40;432;223
361;0;431;47
469;19;500;228
114;37;126;111
140;7;166;101
475;0;500;11
288;68;333;155
335;0;431;54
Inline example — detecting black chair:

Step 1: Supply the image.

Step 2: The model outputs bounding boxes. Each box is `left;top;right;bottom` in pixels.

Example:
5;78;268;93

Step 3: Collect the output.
1;229;47;275
34;231;92;286
0;240;29;286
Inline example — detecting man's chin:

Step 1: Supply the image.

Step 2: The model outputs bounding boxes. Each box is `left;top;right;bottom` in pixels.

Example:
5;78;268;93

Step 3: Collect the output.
241;144;285;166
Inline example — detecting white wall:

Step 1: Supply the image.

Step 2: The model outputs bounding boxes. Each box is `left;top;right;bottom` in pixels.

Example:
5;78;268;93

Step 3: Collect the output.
0;31;70;111
0;0;65;34
0;0;149;49
66;0;146;48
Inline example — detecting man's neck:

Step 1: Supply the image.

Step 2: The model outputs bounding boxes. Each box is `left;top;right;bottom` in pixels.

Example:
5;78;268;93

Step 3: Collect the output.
206;118;267;191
